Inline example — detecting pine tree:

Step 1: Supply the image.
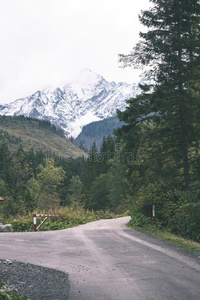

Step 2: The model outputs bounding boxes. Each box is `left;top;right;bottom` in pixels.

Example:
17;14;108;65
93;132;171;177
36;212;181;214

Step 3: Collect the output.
68;175;84;208
14;144;32;194
99;135;115;174
83;142;99;187
0;137;15;192
89;173;109;210
118;0;200;190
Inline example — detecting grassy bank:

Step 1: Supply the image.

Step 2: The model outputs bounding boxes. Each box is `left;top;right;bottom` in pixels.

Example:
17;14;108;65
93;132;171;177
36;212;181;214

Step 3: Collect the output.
127;222;200;252
3;207;117;232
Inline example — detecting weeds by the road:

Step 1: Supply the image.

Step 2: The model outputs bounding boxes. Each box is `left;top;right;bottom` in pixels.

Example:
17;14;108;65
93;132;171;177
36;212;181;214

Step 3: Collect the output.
127;220;200;252
0;283;28;300
3;207;117;232
127;212;200;252
0;290;28;300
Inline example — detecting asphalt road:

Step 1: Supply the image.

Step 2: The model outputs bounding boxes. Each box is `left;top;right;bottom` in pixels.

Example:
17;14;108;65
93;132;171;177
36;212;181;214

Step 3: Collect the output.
0;216;200;300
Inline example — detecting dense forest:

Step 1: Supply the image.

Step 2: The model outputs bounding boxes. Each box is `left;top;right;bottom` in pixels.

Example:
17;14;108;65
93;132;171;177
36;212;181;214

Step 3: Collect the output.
0;135;124;214
1;0;200;243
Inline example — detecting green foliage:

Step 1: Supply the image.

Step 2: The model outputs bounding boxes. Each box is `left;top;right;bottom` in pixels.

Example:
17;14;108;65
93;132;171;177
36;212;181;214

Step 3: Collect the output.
33;158;65;211
129;226;200;252
0;289;28;300
82;141;100;203
118;0;200;190
89;174;110;211
128;212;153;227
114;0;200;243
82;136;131;212
0;196;25;219
68;175;84;207
107;154;129;212
167;182;200;242
11;217;34;232
0;138;14;192
0;138;86;220
5;207;116;232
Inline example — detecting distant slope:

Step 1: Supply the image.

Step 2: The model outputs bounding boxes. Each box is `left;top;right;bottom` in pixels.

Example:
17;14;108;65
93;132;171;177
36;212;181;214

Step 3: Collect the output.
0;115;85;159
76;116;124;150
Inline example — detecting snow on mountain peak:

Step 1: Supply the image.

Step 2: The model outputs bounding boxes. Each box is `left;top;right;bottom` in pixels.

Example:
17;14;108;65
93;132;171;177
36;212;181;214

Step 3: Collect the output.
68;68;105;89
0;70;141;138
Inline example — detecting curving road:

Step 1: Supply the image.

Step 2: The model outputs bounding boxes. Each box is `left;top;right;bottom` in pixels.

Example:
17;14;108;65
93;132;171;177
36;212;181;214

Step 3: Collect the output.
0;216;200;300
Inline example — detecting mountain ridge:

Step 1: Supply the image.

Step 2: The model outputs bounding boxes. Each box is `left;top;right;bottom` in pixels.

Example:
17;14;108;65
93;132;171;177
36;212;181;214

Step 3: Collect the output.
0;69;141;138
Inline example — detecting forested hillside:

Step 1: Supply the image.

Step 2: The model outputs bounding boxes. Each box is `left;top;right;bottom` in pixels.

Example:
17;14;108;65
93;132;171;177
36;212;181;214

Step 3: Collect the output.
0;115;85;159
76;116;124;150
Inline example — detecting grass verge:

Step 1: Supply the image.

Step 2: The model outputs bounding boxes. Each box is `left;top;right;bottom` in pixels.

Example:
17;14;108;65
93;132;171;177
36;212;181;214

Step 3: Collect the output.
2;207;118;232
127;223;200;253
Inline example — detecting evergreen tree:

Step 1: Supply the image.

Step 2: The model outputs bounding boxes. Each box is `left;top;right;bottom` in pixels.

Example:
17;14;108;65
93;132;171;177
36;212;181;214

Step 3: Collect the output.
89;173;109;210
118;0;200;190
68;175;84;208
99;135;115;174
14;144;32;196
0;137;14;193
83;142;100;194
107;153;129;212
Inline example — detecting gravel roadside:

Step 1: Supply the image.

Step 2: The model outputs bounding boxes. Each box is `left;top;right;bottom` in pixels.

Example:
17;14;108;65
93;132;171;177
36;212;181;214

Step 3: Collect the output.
0;259;70;300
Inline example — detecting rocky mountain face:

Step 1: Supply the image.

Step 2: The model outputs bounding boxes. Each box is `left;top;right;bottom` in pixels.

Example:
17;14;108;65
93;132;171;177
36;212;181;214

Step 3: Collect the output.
0;69;141;138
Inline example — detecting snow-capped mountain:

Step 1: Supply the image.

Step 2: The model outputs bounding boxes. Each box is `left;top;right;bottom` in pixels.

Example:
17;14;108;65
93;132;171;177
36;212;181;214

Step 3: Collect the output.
0;69;141;138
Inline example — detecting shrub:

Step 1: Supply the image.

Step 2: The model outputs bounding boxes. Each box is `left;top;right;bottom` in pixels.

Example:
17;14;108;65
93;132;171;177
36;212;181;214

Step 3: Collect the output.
167;181;200;242
3;207;116;232
129;212;153;227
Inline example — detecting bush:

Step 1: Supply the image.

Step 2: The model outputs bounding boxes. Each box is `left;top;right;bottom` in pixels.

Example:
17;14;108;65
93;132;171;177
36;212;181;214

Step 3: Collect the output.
130;180;200;242
167;182;200;242
129;212;153;227
11;219;33;232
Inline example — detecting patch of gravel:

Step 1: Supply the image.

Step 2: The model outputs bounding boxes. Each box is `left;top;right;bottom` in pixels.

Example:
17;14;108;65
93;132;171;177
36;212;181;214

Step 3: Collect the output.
0;259;69;300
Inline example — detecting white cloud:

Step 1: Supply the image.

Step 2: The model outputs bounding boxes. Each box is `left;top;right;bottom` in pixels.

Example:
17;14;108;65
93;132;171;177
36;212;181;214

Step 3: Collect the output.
0;0;150;104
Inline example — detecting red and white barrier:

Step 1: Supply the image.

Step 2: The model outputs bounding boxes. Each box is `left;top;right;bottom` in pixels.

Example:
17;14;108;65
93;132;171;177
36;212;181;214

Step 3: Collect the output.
33;214;58;232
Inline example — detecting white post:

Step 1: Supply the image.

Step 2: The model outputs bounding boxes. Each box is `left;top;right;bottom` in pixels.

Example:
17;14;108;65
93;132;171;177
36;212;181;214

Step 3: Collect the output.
33;214;37;232
152;205;156;224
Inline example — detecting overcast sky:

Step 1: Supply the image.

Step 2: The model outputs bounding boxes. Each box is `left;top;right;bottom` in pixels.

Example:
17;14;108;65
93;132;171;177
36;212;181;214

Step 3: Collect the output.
0;0;150;105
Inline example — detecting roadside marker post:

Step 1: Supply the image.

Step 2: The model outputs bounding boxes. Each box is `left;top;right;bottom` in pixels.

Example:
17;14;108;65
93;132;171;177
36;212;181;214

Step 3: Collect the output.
33;214;37;232
33;214;58;232
152;205;156;224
